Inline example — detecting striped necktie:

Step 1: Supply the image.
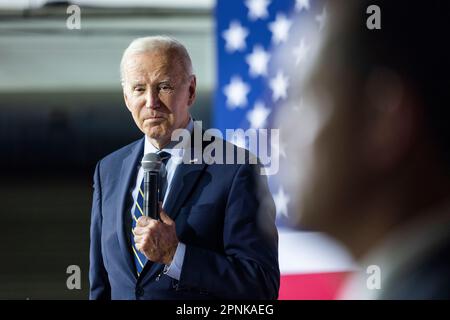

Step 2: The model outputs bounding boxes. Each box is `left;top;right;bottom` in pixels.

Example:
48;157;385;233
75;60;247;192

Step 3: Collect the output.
130;151;171;276
158;151;171;203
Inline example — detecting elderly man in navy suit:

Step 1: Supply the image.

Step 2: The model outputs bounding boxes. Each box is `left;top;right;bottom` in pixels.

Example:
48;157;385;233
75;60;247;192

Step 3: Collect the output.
89;36;279;300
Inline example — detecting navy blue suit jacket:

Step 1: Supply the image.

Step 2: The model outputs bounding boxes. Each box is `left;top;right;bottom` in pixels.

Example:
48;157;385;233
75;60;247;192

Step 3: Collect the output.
89;135;280;300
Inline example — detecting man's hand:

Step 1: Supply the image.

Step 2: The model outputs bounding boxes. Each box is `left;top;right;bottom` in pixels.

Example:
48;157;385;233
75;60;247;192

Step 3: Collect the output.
133;204;179;265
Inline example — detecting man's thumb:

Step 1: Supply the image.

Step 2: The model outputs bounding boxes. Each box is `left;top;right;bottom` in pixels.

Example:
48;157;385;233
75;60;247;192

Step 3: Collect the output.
159;204;173;225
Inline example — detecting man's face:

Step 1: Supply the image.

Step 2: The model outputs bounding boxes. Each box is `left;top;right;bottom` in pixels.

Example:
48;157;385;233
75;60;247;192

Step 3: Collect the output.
284;26;370;237
122;49;196;145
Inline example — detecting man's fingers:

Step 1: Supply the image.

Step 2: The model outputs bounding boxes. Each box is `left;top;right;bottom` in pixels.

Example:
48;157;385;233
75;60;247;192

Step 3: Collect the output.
133;226;144;236
137;216;151;227
133;226;146;236
160;211;173;225
159;203;174;225
134;223;156;236
133;234;143;243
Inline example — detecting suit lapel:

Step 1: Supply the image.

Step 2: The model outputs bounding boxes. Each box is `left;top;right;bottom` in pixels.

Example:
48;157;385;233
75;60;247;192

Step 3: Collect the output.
163;162;207;221
141;164;208;282
116;138;144;280
163;127;209;221
141;128;210;282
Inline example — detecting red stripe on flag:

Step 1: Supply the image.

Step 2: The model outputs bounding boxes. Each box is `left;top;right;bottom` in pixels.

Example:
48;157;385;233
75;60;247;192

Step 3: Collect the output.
278;272;351;300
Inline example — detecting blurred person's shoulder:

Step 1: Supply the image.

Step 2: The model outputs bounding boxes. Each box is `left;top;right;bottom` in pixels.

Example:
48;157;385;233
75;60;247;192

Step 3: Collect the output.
339;207;450;300
381;227;450;299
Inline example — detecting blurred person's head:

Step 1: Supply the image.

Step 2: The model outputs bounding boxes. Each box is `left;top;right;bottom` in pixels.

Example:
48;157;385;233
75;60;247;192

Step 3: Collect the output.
120;36;196;149
282;0;450;258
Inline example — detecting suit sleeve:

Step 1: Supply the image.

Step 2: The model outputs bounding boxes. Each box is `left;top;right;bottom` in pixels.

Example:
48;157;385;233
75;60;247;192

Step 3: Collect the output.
178;163;280;299
89;161;111;300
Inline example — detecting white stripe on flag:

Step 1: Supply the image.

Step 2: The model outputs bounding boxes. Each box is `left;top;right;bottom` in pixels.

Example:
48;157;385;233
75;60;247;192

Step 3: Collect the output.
279;229;357;275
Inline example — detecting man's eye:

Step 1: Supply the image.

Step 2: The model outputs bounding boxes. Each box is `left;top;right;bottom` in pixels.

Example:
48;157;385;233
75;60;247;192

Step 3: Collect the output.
159;85;173;91
134;87;145;92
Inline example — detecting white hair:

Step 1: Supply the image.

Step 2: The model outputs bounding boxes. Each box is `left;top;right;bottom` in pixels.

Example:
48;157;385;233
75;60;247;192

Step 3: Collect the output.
120;35;193;84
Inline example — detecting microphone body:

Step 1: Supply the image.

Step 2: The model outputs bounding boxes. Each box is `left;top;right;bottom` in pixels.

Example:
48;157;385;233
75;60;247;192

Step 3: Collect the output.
141;153;162;220
143;170;159;219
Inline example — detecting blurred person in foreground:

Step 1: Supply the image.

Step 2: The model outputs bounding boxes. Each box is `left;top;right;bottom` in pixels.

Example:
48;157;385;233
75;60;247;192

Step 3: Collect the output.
279;0;450;299
89;36;279;300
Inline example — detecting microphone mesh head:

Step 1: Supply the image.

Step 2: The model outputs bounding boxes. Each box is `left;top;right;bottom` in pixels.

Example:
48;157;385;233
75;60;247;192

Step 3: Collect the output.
141;152;162;172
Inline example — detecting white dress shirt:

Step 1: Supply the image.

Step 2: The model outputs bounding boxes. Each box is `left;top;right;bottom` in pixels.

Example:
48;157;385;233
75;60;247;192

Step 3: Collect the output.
130;118;194;280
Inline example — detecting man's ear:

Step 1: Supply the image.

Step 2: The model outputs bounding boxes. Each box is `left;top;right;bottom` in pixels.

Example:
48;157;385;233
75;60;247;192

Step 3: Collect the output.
123;85;133;113
362;68;419;171
187;75;197;107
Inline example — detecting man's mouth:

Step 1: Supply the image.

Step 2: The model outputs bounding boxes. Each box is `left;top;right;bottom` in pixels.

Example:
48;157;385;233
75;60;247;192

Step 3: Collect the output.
144;114;165;120
144;116;165;124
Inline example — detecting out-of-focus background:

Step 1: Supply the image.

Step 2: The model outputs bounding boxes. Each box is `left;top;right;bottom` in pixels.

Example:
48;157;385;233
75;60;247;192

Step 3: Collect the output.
0;0;354;299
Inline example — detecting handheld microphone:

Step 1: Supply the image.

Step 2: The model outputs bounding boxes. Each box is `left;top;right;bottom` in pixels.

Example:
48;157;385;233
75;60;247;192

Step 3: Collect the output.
141;153;162;220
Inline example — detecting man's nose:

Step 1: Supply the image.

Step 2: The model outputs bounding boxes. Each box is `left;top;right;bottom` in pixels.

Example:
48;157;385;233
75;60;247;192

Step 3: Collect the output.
145;89;159;109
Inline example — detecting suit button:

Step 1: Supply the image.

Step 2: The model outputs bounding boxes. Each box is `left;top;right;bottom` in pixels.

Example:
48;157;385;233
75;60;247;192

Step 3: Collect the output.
135;286;144;297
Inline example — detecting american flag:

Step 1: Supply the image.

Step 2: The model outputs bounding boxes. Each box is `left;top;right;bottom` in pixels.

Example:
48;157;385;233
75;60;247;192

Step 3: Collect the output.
214;0;355;299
